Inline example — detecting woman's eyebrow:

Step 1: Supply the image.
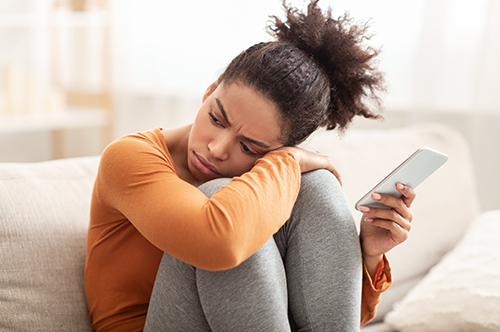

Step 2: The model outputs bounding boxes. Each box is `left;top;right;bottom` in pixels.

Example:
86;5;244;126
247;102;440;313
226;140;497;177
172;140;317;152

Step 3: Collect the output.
215;97;271;149
243;136;271;149
215;98;231;125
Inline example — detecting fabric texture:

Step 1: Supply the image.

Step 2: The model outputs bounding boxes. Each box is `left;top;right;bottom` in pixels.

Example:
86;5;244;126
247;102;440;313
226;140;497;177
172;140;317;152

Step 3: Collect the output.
85;128;302;331
0;123;476;331
0;156;98;331
147;237;291;332
86;128;390;332
146;170;381;331
384;210;500;332
273;169;363;331
145;177;289;331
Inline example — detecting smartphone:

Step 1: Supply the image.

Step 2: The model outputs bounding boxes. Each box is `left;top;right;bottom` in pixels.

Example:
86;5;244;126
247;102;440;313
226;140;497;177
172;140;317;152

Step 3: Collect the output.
355;146;448;211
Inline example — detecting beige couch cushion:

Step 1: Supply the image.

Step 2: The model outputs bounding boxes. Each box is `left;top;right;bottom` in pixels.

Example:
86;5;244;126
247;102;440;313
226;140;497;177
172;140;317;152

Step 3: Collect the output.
0;123;480;330
304;123;482;321
385;210;500;331
0;156;99;331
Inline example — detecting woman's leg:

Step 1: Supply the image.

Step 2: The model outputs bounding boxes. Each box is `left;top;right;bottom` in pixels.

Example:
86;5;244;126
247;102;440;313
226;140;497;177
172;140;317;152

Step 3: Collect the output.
273;169;363;332
144;178;290;332
145;170;362;331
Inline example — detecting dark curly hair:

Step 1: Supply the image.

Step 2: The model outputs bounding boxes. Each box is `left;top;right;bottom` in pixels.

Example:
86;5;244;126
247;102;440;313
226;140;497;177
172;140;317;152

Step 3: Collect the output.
218;0;385;146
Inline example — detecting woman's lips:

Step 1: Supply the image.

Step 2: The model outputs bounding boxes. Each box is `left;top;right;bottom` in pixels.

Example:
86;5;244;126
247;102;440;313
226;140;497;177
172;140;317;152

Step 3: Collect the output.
193;152;220;176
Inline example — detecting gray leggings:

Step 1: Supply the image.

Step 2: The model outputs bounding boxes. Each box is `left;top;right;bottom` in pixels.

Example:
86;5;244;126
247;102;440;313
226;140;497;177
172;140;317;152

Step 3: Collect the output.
144;169;362;332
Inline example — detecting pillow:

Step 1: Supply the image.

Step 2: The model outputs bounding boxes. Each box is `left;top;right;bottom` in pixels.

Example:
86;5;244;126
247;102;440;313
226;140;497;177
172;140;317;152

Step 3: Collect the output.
0;156;99;331
384;210;500;332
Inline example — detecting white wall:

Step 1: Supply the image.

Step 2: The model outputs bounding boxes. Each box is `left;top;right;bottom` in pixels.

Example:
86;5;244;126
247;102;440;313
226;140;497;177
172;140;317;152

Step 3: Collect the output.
351;110;500;212
106;0;500;211
1;0;499;211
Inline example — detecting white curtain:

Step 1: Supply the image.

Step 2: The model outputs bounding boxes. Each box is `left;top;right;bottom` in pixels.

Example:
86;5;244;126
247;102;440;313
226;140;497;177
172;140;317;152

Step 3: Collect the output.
110;0;500;115
408;0;500;113
3;0;498;207
108;0;500;210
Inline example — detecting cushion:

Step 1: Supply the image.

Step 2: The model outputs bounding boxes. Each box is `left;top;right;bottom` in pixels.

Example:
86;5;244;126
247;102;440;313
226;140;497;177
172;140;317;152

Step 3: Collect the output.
384;210;500;332
0;156;99;331
362;322;397;332
303;123;482;320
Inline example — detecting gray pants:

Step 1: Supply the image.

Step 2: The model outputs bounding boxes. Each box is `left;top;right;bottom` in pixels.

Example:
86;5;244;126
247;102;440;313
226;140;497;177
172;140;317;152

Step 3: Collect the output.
144;170;362;332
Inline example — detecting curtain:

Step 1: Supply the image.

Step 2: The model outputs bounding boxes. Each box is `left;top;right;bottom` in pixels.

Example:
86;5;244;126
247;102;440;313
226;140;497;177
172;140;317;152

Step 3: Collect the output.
110;0;500;115
108;0;500;211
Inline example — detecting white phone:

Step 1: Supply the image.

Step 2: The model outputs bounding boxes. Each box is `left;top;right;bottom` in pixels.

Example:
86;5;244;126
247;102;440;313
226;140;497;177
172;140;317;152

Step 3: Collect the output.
355;146;448;211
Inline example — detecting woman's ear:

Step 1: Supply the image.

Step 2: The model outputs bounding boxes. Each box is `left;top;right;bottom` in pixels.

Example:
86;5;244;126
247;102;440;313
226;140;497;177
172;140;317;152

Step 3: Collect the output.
202;81;218;102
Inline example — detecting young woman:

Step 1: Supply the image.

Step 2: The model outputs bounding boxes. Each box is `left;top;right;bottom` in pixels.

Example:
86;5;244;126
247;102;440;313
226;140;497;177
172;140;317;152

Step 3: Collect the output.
85;1;414;331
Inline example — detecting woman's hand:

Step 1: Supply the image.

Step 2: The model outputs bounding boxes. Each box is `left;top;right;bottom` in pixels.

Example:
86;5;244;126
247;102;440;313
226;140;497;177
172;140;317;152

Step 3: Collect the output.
358;183;416;278
278;146;342;185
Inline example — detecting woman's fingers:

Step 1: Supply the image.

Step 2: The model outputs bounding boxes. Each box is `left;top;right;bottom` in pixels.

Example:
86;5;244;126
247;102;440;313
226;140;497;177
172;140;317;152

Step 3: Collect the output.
278;147;343;185
369;191;413;222
397;183;416;208
325;161;342;186
364;216;411;243
359;183;415;235
362;206;412;231
358;184;417;256
309;151;343;185
361;205;411;230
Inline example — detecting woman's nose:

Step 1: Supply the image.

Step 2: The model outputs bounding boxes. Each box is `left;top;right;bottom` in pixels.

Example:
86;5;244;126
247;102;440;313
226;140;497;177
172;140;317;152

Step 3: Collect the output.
208;136;230;161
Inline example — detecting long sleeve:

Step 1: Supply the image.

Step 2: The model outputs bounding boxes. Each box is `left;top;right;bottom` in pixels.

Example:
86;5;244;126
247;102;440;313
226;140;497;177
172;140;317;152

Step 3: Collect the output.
91;130;301;271
360;255;392;327
85;129;301;331
85;128;390;332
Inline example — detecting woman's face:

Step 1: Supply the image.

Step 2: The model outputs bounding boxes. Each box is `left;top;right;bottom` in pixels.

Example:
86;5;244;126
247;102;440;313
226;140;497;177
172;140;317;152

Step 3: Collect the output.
187;81;284;184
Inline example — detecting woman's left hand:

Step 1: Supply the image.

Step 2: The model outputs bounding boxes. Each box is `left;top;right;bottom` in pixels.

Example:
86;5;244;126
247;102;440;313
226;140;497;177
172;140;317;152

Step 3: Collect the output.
358;183;416;276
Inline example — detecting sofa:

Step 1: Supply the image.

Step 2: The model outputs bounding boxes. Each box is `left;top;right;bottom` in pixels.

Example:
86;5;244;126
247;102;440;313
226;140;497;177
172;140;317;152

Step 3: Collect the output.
1;123;498;331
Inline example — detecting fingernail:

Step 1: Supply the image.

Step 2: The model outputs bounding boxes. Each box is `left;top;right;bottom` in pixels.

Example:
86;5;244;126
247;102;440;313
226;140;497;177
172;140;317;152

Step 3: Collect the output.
372;193;381;201
359;206;370;213
365;217;373;223
397;183;405;190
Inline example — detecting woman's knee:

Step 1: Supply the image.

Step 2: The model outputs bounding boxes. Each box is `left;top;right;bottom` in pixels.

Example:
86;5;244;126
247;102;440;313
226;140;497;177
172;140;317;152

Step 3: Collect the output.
197;178;232;198
302;168;341;189
196;238;289;331
279;168;359;249
298;169;349;212
145;253;211;331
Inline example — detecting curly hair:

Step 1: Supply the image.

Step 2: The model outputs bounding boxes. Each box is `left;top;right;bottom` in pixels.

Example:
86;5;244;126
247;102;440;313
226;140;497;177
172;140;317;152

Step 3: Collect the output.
218;0;385;146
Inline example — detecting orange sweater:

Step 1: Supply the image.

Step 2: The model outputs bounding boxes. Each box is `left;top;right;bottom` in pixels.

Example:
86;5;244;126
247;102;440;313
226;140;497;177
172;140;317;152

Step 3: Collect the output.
85;128;391;331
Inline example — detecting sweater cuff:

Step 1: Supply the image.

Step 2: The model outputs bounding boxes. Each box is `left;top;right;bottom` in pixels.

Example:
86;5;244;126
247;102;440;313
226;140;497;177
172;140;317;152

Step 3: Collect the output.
363;254;392;293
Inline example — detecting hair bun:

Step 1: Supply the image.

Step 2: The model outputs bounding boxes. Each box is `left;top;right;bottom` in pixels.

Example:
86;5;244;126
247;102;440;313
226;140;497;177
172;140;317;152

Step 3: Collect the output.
269;0;385;131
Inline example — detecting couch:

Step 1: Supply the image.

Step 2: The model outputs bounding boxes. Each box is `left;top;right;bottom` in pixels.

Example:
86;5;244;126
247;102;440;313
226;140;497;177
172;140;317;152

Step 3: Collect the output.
1;123;498;331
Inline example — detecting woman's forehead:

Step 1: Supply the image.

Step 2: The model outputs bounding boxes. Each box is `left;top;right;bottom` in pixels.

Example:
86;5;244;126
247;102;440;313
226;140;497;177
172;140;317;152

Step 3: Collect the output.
213;82;284;148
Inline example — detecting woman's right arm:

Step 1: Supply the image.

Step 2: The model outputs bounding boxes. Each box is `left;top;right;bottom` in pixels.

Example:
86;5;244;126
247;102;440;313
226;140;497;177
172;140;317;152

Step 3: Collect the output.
94;137;301;271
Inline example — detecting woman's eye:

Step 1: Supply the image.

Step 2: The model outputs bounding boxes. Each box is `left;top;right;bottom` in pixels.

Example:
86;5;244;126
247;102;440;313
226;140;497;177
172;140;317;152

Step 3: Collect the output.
209;112;223;127
240;142;257;157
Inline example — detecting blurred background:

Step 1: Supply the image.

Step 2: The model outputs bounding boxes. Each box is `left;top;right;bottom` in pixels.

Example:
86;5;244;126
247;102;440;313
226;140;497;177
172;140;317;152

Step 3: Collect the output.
0;0;499;210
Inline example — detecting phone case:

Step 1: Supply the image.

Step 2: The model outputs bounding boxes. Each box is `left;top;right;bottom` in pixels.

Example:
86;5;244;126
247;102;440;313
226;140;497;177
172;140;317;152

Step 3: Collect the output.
355;146;448;211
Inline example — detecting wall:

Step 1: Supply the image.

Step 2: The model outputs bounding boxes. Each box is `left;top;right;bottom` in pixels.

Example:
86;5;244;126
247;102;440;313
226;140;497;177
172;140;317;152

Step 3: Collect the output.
1;0;498;211
351;110;500;212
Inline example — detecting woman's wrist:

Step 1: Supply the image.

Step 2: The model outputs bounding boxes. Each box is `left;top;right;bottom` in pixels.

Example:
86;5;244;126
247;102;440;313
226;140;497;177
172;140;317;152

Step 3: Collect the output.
362;252;384;281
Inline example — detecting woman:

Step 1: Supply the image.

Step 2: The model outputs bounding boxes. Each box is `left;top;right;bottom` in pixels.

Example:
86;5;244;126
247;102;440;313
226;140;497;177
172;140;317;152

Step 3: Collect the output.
85;1;414;331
